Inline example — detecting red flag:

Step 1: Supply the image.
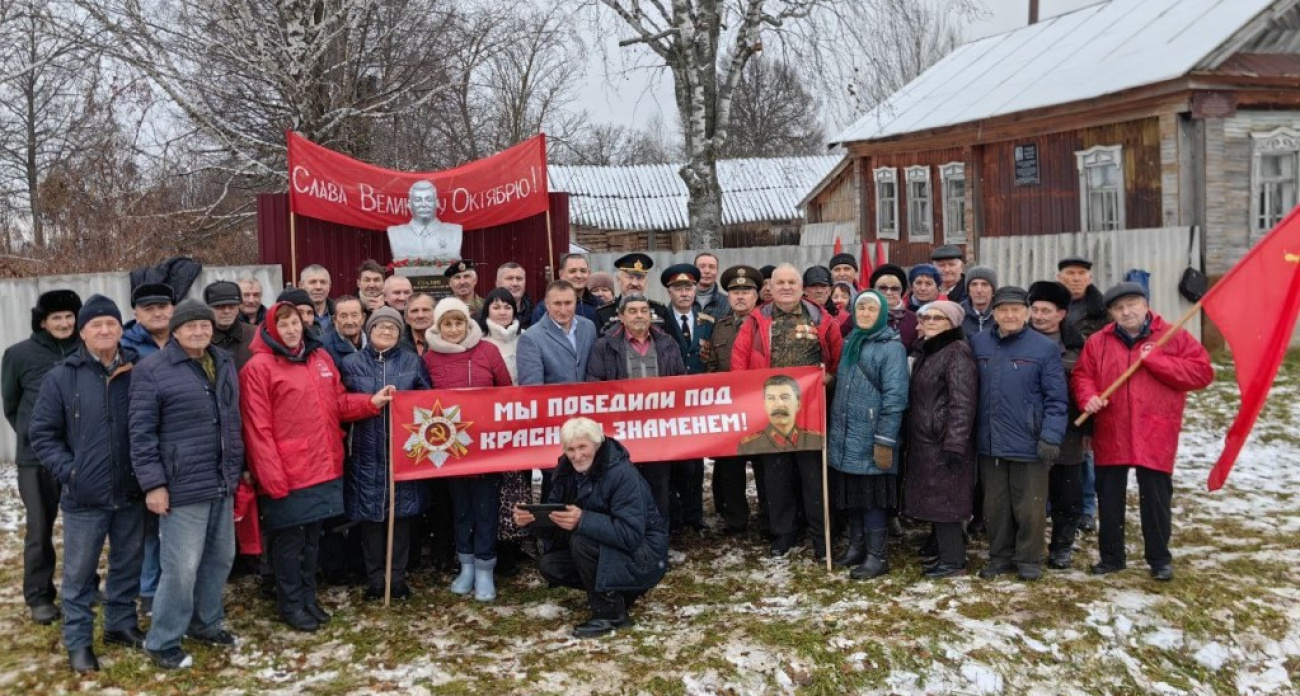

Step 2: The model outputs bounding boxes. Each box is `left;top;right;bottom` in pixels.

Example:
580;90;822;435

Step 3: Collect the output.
875;241;887;267
1200;206;1300;490
857;237;873;291
833;236;843;255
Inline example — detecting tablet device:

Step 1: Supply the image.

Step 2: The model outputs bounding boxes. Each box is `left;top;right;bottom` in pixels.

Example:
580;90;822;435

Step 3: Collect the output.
520;503;567;529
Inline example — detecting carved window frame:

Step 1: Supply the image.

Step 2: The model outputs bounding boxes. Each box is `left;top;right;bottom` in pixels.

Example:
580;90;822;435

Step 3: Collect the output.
1251;127;1300;239
874;167;899;240
905;166;933;242
1075;145;1125;232
939;162;967;244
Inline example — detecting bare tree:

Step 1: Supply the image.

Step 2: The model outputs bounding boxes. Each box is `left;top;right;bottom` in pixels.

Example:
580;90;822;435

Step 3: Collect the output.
721;55;823;159
76;0;478;201
594;0;836;249
0;0;104;248
553;118;678;166
807;0;975;131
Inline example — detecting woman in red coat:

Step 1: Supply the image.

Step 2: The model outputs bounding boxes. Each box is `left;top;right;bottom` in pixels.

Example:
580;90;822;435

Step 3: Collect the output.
422;297;511;601
240;302;394;631
1072;284;1213;582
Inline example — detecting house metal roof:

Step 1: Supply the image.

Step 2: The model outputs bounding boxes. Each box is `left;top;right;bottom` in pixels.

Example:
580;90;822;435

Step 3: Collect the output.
550;156;841;231
832;0;1286;145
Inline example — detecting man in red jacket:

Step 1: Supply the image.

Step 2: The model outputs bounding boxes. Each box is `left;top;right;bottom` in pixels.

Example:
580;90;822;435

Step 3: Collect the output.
1073;283;1213;582
732;264;842;559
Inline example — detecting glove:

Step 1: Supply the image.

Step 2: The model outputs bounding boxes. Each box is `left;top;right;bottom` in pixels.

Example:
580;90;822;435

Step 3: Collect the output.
1037;440;1060;463
944;451;964;469
873;444;894;471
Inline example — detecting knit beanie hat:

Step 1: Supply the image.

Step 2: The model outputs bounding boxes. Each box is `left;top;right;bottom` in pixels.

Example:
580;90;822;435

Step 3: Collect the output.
965;266;998;290
909;264;941;284
169;298;216;332
919;300;964;328
587;271;615;294
433;297;472;327
365;305;405;334
77;294;122;332
277;288;313;308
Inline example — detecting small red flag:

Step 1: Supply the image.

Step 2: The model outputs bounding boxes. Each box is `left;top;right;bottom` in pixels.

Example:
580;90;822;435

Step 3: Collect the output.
833;236;843;255
1200;206;1300;490
857;237;873;291
875;241;887;267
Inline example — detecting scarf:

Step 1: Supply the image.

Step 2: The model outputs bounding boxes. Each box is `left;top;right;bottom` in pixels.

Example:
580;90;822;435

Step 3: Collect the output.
839;290;890;371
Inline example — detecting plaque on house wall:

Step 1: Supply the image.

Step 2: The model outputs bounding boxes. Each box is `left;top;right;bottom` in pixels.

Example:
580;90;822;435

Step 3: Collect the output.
1014;143;1040;186
408;275;452;300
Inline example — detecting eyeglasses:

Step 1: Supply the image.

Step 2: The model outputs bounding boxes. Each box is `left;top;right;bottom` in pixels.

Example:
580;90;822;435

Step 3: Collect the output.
876;285;903;293
919;314;950;323
371;324;400;333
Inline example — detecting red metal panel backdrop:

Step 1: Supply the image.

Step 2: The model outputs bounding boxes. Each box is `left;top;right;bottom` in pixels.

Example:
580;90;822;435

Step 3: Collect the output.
257;192;570;300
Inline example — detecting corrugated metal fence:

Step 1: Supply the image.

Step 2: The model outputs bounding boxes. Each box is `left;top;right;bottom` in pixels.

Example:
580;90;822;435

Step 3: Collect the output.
0;264;282;463
979;227;1201;341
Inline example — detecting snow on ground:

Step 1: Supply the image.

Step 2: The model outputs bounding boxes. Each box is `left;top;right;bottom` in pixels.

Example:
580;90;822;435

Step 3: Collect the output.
1;363;1299;693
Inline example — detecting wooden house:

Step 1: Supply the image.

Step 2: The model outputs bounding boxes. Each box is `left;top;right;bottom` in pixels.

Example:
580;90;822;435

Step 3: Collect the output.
807;0;1300;277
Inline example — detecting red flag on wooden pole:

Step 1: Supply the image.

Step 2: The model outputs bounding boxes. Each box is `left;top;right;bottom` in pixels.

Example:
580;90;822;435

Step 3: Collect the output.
857;237;873;291
1200;207;1300;490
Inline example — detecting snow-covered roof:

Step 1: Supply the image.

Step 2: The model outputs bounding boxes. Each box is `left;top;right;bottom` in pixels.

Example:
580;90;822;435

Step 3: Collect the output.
549;156;841;231
832;0;1286;144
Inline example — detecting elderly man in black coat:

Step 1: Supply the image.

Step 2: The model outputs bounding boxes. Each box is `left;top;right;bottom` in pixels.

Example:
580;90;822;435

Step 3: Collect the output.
586;293;686;521
2;289;81;625
128;299;244;669
515;418;669;638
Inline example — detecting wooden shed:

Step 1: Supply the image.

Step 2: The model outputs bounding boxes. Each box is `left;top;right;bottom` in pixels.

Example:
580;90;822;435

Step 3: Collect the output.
814;0;1300;274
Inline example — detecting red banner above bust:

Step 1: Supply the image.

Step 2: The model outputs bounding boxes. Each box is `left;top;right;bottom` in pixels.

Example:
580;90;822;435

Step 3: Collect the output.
286;131;549;232
389;367;826;481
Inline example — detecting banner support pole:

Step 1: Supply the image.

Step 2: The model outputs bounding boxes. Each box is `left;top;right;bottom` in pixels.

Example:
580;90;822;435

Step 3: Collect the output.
289;211;299;288
1074;299;1203;426
384;402;395;608
545;205;557;281
822;368;832;573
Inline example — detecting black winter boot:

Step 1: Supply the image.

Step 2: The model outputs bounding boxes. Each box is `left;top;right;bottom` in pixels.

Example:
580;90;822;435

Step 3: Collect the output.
573;592;632;638
1047;520;1078;570
833;518;866;567
850;528;890;579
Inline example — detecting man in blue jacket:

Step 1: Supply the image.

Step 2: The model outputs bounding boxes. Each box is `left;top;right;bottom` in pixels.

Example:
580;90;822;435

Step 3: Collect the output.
129;299;244;669
971;286;1069;581
28;295;146;673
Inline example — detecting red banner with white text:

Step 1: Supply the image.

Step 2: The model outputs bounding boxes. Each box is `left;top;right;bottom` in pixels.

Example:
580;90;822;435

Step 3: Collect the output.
286;131;548;231
390;368;826;481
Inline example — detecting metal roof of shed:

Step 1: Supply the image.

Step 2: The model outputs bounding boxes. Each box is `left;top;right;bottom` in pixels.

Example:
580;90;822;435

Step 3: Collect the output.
550;156;840;231
832;0;1287;145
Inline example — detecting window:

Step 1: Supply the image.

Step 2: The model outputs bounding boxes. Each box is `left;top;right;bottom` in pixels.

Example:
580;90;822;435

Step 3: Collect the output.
906;166;933;242
1251;127;1300;237
874;167;899;240
940;162;967;244
1075;145;1125;231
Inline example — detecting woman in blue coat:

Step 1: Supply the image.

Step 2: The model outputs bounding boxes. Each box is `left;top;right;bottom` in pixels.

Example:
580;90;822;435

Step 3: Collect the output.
827;290;910;579
339;307;431;600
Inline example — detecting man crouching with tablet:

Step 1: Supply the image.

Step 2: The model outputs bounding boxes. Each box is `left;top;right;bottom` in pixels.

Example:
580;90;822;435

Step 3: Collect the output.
513;417;669;638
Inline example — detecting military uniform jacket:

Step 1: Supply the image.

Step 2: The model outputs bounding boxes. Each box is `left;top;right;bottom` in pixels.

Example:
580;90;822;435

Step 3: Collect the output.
737;424;824;456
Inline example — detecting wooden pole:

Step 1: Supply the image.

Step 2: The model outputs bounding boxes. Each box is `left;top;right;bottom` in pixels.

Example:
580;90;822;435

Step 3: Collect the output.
1074;299;1203;426
384;401;395;607
821;369;832;572
545;204;557;281
289;210;299;287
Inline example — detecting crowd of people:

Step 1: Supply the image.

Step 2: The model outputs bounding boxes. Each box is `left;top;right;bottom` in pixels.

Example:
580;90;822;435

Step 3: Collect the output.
1;245;1215;670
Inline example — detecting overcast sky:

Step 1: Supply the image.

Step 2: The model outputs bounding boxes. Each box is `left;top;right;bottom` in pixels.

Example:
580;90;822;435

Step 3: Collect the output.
579;0;1102;130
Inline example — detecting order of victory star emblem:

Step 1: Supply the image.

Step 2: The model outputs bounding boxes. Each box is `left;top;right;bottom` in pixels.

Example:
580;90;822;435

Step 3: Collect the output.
402;401;474;468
